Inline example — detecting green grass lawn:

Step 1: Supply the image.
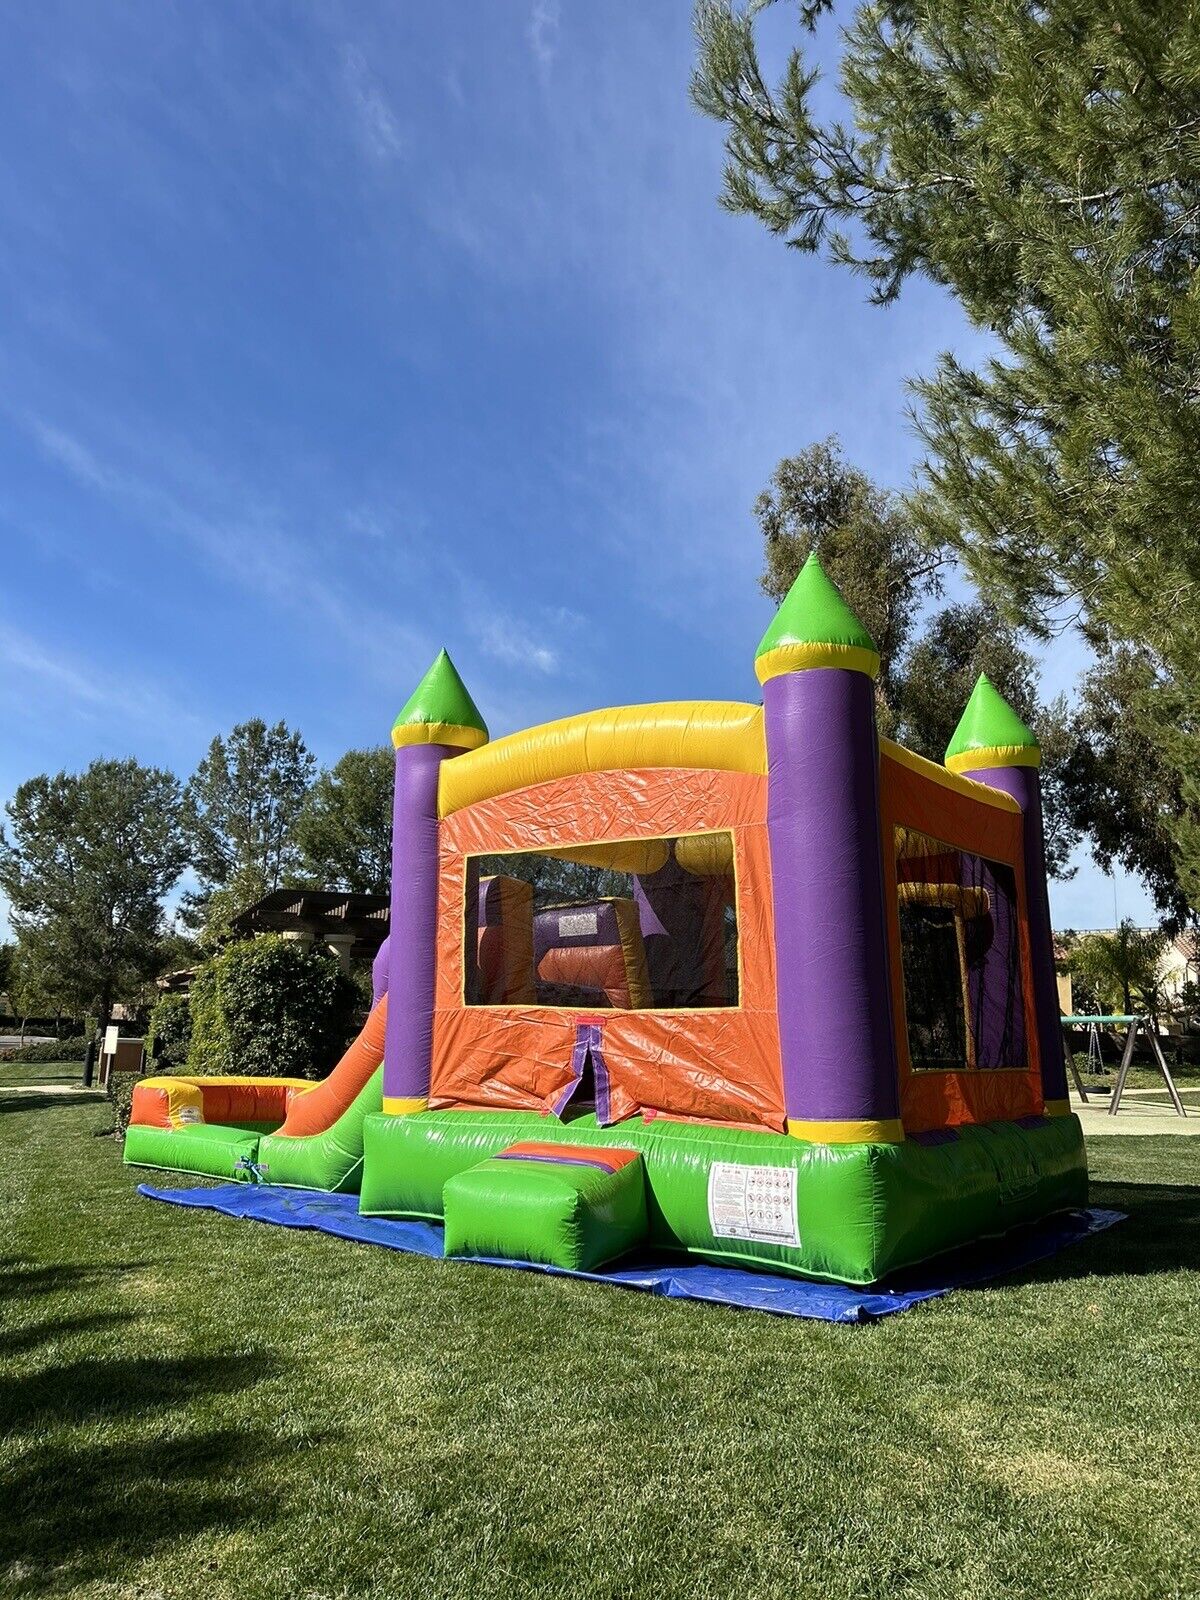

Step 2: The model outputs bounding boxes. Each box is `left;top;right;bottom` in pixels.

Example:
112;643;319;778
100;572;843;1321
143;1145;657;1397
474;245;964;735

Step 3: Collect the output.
3;1071;1199;1600
0;1059;87;1088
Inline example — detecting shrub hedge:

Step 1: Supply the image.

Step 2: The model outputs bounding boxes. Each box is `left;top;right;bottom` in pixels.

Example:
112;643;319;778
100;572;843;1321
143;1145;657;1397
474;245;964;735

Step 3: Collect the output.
145;992;192;1071
107;1071;139;1138
0;1035;89;1064
187;936;359;1080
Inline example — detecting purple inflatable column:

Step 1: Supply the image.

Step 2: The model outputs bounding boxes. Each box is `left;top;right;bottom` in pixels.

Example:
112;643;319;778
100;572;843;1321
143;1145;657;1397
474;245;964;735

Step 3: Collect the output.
757;555;903;1143
946;675;1069;1116
383;650;488;1115
371;936;390;1005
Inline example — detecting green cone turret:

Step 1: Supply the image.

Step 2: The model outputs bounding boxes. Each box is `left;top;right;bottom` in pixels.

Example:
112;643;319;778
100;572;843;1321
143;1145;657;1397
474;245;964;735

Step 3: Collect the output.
391;649;488;751
754;553;880;684
945;674;1039;774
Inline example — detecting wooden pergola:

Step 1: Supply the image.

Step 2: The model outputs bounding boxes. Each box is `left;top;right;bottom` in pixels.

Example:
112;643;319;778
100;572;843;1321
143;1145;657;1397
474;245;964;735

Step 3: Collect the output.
228;889;389;969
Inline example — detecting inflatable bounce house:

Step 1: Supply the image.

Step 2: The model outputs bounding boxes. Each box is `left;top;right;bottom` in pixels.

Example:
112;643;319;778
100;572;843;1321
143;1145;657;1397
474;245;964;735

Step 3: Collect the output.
126;557;1087;1285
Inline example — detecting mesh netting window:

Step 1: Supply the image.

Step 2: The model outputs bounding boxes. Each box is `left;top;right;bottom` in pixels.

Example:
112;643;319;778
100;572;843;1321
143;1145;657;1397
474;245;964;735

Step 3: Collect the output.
464;833;739;1010
894;827;1027;1072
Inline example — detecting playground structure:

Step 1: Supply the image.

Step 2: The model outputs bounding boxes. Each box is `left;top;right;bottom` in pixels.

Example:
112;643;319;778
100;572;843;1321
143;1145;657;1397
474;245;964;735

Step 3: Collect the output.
1062;1014;1187;1117
126;557;1087;1285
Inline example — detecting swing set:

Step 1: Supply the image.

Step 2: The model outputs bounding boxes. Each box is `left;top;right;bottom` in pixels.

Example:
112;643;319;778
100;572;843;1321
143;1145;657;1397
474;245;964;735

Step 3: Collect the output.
1061;1014;1187;1117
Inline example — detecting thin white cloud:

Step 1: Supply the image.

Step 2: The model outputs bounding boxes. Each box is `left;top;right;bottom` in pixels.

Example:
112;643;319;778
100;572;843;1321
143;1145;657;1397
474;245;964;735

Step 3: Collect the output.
475;615;559;676
17;407;573;743
29;422;121;494
22;410;429;687
0;622;208;745
528;1;560;79
342;46;405;162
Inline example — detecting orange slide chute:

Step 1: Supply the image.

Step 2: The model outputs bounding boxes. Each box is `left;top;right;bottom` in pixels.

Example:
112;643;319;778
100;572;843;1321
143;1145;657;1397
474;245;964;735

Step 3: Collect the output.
276;994;389;1138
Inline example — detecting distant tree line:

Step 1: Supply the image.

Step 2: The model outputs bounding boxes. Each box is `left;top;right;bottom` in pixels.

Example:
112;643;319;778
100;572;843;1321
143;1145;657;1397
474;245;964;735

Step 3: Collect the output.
0;726;394;1037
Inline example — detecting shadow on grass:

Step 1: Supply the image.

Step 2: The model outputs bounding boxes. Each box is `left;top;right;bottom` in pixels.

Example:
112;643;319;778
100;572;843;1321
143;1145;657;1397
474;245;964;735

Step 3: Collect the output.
0;1091;104;1114
0;1259;151;1303
1;1423;326;1597
0;1351;285;1432
3;1310;137;1356
1094;1178;1200;1268
1006;1181;1200;1287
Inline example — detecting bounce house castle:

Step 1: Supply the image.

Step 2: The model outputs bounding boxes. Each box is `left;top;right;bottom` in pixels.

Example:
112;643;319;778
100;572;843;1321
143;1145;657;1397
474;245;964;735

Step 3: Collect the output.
126;557;1087;1286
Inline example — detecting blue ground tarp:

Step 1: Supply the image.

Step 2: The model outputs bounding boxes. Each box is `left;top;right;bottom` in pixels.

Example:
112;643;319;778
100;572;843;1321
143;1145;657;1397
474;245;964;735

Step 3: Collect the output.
138;1183;1123;1323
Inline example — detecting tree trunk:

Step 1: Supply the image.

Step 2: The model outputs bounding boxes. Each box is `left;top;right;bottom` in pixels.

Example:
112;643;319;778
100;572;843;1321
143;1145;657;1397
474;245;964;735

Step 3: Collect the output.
98;982;114;1036
97;983;114;1087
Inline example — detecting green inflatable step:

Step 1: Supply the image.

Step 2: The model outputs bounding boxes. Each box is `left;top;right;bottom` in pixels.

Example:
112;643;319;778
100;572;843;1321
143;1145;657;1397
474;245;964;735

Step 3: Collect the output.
123;1120;262;1180
444;1143;648;1272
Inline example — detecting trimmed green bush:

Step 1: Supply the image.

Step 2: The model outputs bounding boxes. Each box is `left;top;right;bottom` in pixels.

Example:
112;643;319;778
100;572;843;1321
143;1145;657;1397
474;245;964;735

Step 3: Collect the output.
0;1035;89;1064
186;936;359;1080
145;992;192;1071
107;1071;139;1138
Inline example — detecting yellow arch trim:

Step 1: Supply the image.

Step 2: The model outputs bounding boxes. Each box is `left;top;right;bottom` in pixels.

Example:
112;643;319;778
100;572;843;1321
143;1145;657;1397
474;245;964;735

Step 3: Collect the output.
438;701;767;817
1043;1098;1072;1118
787;1117;906;1144
673;831;735;876
944;744;1041;775
393;721;489;752
543;839;671;874
880;739;1022;814
755;641;880;684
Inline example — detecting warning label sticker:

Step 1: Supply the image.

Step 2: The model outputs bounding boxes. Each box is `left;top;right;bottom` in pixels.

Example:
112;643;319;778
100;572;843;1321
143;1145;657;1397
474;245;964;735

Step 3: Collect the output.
558;911;598;937
707;1161;800;1247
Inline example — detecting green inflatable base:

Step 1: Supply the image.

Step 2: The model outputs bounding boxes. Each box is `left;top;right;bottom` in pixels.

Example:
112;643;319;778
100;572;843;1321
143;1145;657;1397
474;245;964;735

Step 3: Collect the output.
359;1109;1087;1285
256;1066;382;1194
122;1066;384;1193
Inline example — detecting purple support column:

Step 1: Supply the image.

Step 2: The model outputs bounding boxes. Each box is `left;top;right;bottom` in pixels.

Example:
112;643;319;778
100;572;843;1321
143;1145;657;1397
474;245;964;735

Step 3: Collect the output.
962;762;1069;1110
371;936;390;1005
765;669;902;1138
383;744;454;1111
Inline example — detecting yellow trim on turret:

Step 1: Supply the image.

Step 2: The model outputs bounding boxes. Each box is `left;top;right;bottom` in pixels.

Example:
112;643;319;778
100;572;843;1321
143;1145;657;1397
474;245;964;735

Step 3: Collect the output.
944;744;1041;775
787;1117;906;1144
880;739;1023;814
754;641;880;684
382;1095;429;1115
392;721;489;752
437;701;767;817
1043;1098;1072;1117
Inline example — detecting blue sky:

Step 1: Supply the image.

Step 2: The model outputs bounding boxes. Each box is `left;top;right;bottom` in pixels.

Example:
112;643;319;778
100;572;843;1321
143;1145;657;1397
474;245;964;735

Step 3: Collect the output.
0;2;1151;931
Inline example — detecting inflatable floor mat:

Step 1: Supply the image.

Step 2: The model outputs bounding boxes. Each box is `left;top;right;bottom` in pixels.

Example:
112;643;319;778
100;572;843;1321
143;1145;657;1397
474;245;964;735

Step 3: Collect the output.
138;1182;1123;1323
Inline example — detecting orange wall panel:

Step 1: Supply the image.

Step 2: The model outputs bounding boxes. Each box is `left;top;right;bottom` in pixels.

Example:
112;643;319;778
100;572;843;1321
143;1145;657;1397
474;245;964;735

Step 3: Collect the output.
430;766;785;1131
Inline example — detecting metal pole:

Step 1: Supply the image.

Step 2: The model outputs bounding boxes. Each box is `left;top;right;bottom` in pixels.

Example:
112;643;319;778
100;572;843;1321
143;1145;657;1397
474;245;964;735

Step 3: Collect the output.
1063;1022;1090;1102
1148;1027;1188;1118
1108;1020;1138;1115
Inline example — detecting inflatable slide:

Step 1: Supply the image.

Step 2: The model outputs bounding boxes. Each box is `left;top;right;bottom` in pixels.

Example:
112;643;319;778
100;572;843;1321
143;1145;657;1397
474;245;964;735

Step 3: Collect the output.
123;996;387;1192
